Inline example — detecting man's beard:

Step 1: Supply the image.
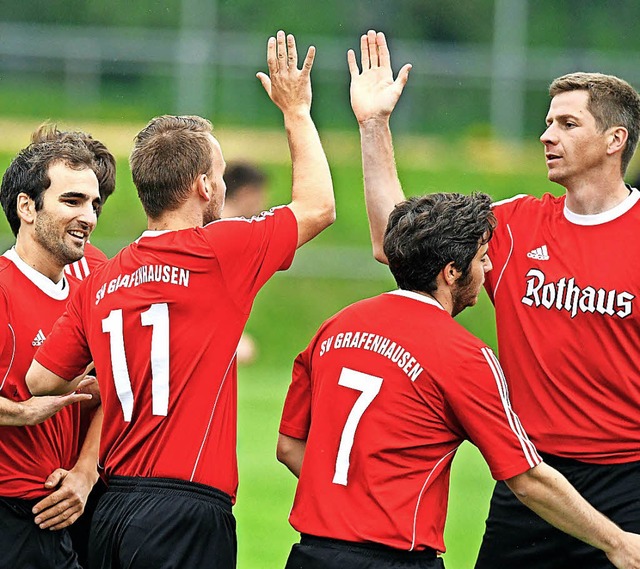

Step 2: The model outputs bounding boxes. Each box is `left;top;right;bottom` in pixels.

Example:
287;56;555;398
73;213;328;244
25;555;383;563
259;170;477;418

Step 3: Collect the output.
34;210;84;267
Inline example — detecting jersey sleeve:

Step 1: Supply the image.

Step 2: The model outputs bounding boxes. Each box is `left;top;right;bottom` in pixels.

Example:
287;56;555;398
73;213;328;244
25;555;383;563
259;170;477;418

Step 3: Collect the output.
34;286;92;381
440;345;541;480
201;205;298;311
279;347;312;440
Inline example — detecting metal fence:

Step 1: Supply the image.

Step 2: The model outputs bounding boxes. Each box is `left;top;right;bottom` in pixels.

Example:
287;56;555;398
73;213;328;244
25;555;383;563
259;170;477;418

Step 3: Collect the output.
2;16;640;139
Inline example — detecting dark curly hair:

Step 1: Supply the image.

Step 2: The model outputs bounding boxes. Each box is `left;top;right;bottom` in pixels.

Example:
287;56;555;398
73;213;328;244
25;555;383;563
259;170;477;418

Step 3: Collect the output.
383;192;496;293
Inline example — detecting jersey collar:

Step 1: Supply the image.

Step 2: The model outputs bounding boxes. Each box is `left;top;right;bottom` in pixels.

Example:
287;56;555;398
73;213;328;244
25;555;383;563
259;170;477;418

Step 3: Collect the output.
2;248;70;300
563;187;640;226
386;289;446;311
135;229;173;243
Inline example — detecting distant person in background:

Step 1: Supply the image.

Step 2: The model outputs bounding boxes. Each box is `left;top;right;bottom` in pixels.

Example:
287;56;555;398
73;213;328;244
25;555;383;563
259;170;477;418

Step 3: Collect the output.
277;192;640;569
31;124;117;279
0;134;102;569
222;161;268;219
350;29;640;569
223;161;269;364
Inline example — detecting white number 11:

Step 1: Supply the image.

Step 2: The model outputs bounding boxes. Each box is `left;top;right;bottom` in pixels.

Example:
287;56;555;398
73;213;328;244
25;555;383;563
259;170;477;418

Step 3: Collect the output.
332;368;383;486
101;303;170;422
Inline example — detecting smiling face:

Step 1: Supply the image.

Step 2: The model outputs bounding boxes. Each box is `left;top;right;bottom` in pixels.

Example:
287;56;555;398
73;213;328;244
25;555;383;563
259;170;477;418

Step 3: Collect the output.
32;161;100;267
540;90;611;187
450;242;492;317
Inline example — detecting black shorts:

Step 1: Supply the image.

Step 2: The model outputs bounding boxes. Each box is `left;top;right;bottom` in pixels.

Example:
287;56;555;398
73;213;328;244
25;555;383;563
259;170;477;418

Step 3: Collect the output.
0;495;80;569
89;476;236;569
475;454;640;569
68;477;107;569
285;534;444;569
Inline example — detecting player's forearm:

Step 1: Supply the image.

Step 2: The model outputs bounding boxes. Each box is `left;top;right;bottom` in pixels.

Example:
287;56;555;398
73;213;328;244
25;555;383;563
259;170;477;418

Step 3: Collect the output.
359;118;405;264
72;405;102;484
506;463;624;555
0;396;33;426
284;111;335;248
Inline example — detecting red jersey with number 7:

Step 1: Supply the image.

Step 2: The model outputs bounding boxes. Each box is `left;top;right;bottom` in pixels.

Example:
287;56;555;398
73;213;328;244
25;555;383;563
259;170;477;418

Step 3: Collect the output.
35;206;297;500
279;290;540;552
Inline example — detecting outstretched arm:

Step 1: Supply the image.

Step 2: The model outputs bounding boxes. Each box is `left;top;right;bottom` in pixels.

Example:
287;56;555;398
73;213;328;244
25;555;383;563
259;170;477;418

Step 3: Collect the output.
349;30;412;263
506;463;640;569
257;31;335;248
1;375;95;426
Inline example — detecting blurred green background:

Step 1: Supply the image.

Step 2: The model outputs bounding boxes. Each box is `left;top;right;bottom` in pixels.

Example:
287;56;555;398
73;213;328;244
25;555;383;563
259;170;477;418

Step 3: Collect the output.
2;1;640;567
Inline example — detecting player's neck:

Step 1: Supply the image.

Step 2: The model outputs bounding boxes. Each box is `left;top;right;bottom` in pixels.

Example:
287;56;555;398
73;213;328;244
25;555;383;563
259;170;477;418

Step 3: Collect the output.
14;237;65;284
424;289;453;315
564;178;630;215
147;208;204;231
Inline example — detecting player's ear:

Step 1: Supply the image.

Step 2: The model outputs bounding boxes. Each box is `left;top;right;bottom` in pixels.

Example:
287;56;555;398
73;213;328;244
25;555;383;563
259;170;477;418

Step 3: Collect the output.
607;126;628;157
16;193;36;225
442;261;461;287
196;174;211;202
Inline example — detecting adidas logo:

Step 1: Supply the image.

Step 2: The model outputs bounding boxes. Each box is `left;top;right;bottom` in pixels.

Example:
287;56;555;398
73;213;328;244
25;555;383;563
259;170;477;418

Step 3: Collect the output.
527;245;549;261
32;330;46;347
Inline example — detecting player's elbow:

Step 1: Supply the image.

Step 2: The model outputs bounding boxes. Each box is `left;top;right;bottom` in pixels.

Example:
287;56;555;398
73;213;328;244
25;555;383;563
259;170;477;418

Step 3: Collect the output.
276;437;295;465
505;463;549;503
372;243;389;265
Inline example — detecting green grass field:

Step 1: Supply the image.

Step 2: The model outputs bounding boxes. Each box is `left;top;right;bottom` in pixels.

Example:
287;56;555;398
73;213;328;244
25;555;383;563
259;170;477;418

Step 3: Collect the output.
0;126;562;568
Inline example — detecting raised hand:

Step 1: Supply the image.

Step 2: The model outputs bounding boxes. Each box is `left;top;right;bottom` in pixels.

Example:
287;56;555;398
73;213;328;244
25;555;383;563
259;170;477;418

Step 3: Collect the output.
348;30;412;124
257;30;315;116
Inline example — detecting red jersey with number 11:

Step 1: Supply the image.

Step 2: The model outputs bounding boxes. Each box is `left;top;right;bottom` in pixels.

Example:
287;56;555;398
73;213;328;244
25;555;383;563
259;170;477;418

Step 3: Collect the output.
36;207;297;499
280;290;540;552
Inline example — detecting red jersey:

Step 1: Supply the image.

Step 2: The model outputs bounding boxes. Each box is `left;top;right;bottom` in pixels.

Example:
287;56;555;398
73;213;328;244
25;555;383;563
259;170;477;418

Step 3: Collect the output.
280;290;540;553
0;249;81;499
485;190;640;463
64;241;108;280
36;207;297;499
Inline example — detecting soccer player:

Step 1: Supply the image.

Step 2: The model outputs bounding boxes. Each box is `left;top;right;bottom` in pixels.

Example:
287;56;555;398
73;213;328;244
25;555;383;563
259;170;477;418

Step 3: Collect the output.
222;161;268;364
349;30;640;568
30;123;117;567
26;30;334;569
0;135;102;568
277;192;640;569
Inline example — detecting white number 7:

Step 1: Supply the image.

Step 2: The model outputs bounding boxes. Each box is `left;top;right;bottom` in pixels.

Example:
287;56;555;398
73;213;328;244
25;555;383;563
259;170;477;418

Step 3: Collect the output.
101;303;170;422
332;368;383;486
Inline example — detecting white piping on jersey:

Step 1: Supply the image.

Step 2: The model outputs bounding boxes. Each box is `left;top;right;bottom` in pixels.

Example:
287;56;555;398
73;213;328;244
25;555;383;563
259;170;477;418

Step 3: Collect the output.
190;353;236;482
481;347;540;467
491;194;528;208
135;229;172;243
2;248;69;300
0;324;16;391
492;223;514;299
386;289;446;311
204;205;286;227
564;188;640;226
409;447;458;551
